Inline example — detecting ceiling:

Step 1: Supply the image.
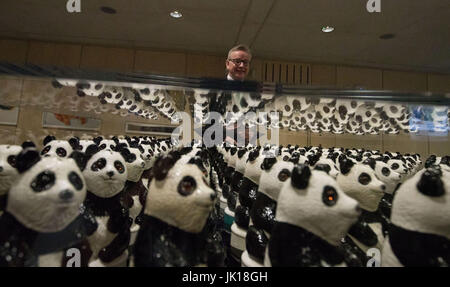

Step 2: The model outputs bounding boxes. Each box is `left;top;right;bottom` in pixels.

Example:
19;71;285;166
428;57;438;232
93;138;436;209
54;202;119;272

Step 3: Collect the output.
1;0;449;73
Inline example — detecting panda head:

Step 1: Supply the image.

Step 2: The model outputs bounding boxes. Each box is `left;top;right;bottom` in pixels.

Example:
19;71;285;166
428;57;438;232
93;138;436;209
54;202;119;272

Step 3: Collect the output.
386;158;408;178
115;144;145;182
78;140;95;152
276;164;361;245
144;152;216;233
140;142;155;170
243;148;265;184
76;81;105;97
41;136;75;158
82;146;128;198
7;147;87;233
364;158;402;194
391;165;450;238
336;155;386;212
0;144;23;195
259;158;294;200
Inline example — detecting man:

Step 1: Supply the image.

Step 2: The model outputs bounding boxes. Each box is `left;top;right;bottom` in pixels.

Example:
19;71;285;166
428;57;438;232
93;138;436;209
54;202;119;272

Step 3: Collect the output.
225;44;252;81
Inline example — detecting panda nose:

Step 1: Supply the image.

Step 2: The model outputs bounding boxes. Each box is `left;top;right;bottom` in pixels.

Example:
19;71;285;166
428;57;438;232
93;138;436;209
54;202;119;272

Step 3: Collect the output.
210;193;216;201
107;171;114;178
59;190;74;201
355;205;362;214
381;185;386;191
0;166;3;172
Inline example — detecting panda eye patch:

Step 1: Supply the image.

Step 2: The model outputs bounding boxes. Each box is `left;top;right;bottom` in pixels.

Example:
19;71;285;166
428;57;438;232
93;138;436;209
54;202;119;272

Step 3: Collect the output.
56;148;67;157
114;161;125;173
358;173;371;185
382;167;390;176
41;145;51;155
31;171;55;192
278;169;291;182
91;158;106;171
7;155;17;168
100;144;107;150
322;186;338;206
127;154;137;163
283;155;289;161
178;176;197;196
391;163;399;170
69;172;83;191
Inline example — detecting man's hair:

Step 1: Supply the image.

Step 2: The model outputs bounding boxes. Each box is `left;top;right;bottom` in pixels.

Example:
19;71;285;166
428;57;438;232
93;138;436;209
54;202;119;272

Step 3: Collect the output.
227;44;252;60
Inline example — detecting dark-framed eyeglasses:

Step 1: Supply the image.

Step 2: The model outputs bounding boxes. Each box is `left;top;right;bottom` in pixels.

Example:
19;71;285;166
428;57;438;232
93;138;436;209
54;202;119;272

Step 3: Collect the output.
228;58;250;66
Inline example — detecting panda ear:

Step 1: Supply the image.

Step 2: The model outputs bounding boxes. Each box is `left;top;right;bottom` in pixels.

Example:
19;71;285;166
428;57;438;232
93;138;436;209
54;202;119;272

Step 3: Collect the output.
68;137;81;150
93;136;103;146
43;135;56;146
339;156;355;175
363;158;376;170
16;148;41;173
85;144;99;158
417;167;445;197
291;164;311;189
119;148;133;162
383;156;390;163
70;151;88;171
261;157;277;170
21;141;36;149
138;145;145;154
314;164;331;174
152;155;176;181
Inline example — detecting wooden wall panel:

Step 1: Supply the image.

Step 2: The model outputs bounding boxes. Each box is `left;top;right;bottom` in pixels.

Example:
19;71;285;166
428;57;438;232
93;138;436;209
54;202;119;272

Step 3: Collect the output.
310;132;336;148
134;50;186;76
427;73;450;93
186;54;225;78
429;134;450;157
80;46;134;72
383;70;427;91
382;133;429;159
335;134;382;151
336;66;382;90
0;77;22;106
278;130;308;146
0;39;28;63
27;41;81;68
311;64;336;87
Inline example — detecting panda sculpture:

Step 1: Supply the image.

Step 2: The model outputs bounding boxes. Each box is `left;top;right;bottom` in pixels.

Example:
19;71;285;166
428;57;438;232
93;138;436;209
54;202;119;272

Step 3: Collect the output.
0;144;23;211
336;155;386;263
382;164;449;266
133;151;221;267
241;157;294;267
41;136;81;158
82;145;132;267
265;164;361;267
0;145;97;267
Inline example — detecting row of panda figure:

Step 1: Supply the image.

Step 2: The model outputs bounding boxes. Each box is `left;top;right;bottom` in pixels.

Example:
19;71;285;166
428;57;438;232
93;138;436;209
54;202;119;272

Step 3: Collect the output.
214;144;449;267
0;135;448;266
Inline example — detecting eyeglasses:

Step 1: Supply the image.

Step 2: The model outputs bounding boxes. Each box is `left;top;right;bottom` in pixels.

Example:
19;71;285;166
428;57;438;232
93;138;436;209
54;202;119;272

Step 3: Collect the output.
228;58;250;66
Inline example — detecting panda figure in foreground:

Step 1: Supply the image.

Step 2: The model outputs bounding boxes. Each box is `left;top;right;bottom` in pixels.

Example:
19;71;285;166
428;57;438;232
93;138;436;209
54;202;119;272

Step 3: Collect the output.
82;145;132;267
382;164;450;266
265;164;361;267
133;151;221;267
0;144;23;211
0;145;97;266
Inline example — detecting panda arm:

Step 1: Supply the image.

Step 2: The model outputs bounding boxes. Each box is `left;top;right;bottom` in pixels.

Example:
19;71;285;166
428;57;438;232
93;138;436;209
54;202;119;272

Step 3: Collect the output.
98;229;131;263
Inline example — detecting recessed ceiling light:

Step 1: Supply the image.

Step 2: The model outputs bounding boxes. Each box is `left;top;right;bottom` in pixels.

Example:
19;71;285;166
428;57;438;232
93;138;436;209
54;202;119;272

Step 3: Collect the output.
170;10;182;18
322;26;334;33
100;6;116;14
379;33;395;40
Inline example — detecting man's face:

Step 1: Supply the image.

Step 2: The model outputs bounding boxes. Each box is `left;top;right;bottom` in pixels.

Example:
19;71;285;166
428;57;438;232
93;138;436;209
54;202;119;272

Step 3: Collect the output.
226;50;251;81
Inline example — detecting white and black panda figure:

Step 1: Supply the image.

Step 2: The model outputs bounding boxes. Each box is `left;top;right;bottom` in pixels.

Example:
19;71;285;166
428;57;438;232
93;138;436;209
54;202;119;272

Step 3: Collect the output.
336;155;387;263
0;145;97;267
81;144;132;267
98;86;124;105
265;164;361;267
241;157;293;267
41;136;81;158
0;144;23;211
75;81;105;97
382;164;450;266
134;151;224;267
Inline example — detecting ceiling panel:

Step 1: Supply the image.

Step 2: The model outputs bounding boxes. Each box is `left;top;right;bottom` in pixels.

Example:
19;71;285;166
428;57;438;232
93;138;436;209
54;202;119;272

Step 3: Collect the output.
0;0;448;73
